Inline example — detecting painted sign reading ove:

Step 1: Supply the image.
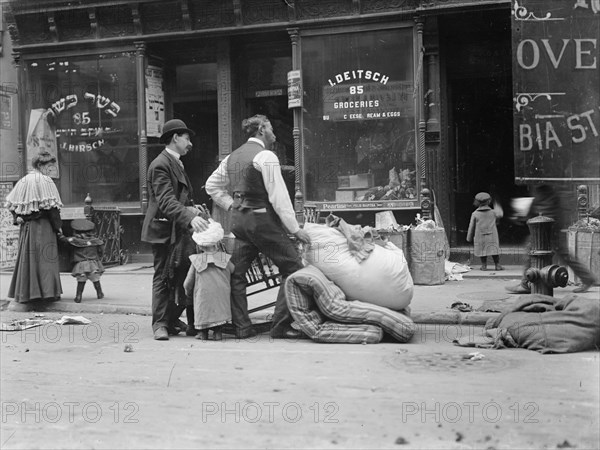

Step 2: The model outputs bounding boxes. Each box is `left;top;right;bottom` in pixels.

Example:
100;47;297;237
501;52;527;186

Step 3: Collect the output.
512;0;600;182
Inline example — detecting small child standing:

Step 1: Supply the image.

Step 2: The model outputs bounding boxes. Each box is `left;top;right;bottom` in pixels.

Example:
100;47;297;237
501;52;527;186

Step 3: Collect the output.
466;192;504;271
183;219;233;341
66;219;105;302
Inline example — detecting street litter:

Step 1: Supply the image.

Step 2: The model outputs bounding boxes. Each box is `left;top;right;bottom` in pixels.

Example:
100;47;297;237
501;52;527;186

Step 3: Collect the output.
462;352;485;361
446;272;464;281
1;318;54;331
124;344;134;352
447;262;470;273
2;315;92;331
445;261;470;281
450;301;473;312
55;316;92;325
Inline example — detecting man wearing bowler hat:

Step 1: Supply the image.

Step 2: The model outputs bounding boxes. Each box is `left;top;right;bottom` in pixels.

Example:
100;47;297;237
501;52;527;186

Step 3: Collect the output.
142;119;209;341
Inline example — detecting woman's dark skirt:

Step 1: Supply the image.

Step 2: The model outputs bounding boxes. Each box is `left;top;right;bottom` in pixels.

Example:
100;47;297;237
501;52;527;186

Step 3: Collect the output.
8;217;62;303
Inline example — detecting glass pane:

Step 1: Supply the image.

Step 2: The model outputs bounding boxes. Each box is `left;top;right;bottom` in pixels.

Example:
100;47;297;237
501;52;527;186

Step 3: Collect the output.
24;53;138;206
176;63;217;93
302;28;416;203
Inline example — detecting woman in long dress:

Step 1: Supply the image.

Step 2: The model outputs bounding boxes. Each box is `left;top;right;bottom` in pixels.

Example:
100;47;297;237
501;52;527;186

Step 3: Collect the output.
5;151;63;311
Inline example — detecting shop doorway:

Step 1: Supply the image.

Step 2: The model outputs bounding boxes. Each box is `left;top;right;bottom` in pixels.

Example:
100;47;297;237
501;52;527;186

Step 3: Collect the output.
174;100;219;208
442;9;529;246
449;77;529;244
232;32;295;200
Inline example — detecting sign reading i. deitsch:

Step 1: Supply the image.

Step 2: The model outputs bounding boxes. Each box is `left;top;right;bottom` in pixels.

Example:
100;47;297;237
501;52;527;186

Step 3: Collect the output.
322;70;413;121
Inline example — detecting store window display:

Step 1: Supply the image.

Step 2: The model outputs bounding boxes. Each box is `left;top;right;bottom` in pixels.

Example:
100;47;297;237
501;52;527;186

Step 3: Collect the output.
302;27;416;204
23;53;138;206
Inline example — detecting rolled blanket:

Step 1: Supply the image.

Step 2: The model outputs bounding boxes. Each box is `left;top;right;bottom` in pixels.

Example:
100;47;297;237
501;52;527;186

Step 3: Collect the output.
285;265;415;343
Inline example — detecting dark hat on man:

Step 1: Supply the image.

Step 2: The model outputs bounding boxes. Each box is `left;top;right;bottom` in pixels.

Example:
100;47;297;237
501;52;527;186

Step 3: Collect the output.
159;119;195;144
71;218;96;232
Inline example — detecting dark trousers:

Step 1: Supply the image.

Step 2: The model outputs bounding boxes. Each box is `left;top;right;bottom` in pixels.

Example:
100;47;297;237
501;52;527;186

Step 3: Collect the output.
520;234;596;285
230;208;303;336
151;243;185;332
555;247;596;285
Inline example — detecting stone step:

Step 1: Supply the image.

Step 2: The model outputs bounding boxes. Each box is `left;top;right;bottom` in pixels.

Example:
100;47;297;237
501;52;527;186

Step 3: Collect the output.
449;246;529;266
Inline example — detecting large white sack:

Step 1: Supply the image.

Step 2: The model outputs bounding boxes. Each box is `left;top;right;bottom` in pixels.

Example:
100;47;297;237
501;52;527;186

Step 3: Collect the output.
304;223;413;310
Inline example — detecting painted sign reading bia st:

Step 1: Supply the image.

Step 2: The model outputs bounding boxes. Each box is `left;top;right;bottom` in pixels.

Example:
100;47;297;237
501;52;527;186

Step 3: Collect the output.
512;0;600;181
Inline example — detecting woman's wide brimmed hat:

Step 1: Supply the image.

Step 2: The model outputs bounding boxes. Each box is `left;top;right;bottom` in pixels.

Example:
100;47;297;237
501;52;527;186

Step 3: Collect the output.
159;119;195;144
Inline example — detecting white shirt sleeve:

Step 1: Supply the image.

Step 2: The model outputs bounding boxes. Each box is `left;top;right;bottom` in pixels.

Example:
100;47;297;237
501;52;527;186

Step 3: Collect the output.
205;156;234;212
254;150;300;234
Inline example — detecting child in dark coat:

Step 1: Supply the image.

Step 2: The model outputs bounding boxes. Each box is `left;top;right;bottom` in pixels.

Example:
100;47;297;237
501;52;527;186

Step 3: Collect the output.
66;219;105;303
466;192;504;271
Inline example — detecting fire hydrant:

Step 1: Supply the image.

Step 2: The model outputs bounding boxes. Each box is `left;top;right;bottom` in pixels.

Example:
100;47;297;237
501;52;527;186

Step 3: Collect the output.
524;215;569;296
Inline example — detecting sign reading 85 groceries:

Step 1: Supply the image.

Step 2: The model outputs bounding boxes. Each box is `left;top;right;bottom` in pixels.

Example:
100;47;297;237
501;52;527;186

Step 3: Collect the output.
322;78;414;122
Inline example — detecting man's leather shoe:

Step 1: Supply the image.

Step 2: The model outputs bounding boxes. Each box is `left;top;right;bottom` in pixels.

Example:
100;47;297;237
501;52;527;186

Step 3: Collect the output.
221;323;236;335
506;283;531;294
167;319;188;335
235;327;258;339
153;327;169;341
271;329;308;340
573;283;593;293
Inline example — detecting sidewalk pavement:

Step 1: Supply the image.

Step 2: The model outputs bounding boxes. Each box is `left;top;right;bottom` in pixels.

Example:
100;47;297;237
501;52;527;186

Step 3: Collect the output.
1;263;598;325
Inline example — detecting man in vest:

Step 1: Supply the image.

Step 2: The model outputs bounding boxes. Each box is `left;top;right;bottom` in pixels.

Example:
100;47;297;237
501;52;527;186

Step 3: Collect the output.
142;119;209;341
206;114;311;339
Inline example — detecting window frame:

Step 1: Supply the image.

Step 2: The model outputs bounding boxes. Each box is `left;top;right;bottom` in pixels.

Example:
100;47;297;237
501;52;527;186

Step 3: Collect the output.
298;21;421;211
21;49;140;211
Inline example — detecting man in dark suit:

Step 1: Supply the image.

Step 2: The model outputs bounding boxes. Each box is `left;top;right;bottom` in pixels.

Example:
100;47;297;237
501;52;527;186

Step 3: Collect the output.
142;119;209;341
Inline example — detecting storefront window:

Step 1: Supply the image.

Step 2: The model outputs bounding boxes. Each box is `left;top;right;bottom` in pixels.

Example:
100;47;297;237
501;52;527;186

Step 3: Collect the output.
24;53;138;207
301;28;416;205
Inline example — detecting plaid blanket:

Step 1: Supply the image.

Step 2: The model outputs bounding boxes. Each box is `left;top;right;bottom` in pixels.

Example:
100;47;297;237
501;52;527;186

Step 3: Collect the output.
285;265;415;344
